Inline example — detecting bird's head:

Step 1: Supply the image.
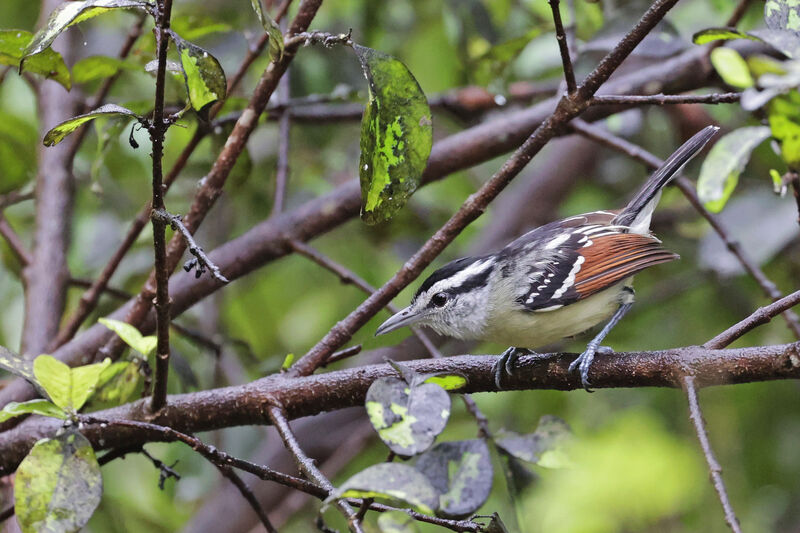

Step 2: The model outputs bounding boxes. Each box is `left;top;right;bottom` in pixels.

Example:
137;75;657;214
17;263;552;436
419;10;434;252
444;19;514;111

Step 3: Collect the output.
375;256;495;339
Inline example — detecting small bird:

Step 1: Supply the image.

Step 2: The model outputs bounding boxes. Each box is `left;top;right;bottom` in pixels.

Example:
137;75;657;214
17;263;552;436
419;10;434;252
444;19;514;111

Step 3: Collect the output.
376;126;718;390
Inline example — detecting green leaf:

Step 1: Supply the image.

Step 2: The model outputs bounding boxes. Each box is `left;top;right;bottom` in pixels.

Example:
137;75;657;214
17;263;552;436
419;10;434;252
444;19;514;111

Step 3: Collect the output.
414;439;493;518
771;168;785;194
331;463;439;514
43;103;140;147
15;430;103;533
768;92;800;168
420;374;467;391
0;345;36;385
710;47;754;88
692;27;763;45
0;400;66;423
171;14;232;42
281;353;294;371
171;31;227;114
765;0;800;34
22;0;150;62
366;375;450;457
99;317;157;357
377;510;419;533
85;361;141;409
697;126;771;212
495;415;574;468
72;55;135;84
32;355;111;411
250;0;284;62
0;30;70;90
32;355;72;411
354;44;433;225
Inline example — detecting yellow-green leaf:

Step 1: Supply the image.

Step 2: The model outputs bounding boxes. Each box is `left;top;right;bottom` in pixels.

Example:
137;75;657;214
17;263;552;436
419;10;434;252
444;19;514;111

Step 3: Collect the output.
0;30;70;90
0;400;66;423
171;31;227;114
710;47;754;89
250;0;283;61
43;103;140;147
99;317;157;357
32;355;72;411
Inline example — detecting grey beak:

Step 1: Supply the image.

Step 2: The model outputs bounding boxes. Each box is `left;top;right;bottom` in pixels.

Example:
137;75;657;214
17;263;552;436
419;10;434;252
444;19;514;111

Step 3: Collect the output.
375;306;422;336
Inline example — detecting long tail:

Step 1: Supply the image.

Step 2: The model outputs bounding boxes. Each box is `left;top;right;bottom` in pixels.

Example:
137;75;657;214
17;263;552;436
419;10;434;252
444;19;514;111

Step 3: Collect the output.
614;125;719;233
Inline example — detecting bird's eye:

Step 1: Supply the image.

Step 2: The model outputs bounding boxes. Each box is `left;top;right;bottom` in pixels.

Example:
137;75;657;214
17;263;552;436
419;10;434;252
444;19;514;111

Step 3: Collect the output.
431;292;448;307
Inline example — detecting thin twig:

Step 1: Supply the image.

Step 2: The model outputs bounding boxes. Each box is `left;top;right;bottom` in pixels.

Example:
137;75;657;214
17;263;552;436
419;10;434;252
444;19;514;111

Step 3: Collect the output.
590;92;741;106
0;213;32;266
266;405;365;533
321;345;363;367
68;278;130;300
149;0;176;413
284;30;353;49
217;465;278;533
726;0;756;27
549;0;577;94
152;209;229;283
705;289;800;349
272;58;291;215
682;376;742;533
344;500;481;532
570;118;800;340
0;190;34;210
140;447;181;489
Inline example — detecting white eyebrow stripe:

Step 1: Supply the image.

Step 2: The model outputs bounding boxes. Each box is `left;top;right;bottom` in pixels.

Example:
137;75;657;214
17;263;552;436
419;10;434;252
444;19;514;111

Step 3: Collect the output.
428;258;494;294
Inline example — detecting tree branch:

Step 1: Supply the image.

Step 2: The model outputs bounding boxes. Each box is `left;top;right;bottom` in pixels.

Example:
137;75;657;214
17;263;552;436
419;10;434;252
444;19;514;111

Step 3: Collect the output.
216;466;278;533
590;92;741;106
549;0;576;94
266;406;364;533
682;376;742;533
1;342;797;475
152;209;229;283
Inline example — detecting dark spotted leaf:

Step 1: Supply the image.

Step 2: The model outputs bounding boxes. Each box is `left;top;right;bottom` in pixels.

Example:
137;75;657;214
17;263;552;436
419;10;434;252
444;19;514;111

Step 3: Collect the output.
414;439;493;518
99;317;156;357
15;430;102;533
332;463;439;514
250;0;283;61
22;0;149;62
0;30;70;89
0;400;66;423
697;126;771;212
0;345;36;385
171;31;227;114
750;28;800;58
377;510;419;533
766;0;800;34
354;44;432;225
366;375;450;456
495;415;573;468
43;104;140;147
72;55;136;84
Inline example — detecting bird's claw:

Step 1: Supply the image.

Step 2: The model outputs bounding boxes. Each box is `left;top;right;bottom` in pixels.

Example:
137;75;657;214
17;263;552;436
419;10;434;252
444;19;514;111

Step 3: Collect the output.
568;344;612;392
493;347;531;389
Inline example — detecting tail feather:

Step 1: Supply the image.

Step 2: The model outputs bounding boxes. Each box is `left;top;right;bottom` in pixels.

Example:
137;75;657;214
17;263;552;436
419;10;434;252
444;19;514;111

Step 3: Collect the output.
614;125;719;232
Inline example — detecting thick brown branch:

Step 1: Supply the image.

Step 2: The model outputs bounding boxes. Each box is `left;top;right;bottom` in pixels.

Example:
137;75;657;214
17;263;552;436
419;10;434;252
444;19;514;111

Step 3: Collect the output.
1;343;797;475
590;92;741;106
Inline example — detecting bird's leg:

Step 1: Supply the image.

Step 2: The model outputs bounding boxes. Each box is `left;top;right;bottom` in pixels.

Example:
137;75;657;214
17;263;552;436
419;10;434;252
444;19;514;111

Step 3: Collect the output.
493;347;533;389
569;302;633;391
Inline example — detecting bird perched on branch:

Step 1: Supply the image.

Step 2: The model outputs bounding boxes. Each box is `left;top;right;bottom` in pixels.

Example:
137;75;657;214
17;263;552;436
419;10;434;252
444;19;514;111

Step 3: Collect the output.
376;126;718;390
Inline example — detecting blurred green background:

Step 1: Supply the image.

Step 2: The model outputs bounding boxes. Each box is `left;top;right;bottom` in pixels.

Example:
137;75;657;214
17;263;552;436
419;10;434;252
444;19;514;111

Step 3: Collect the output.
0;0;798;531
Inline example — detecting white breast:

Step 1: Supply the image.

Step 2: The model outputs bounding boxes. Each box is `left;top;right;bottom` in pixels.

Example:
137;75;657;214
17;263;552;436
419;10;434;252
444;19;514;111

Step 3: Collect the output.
481;282;629;349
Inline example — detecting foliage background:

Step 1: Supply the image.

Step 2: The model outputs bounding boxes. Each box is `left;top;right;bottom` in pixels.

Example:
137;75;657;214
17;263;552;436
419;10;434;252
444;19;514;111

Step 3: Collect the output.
0;0;798;531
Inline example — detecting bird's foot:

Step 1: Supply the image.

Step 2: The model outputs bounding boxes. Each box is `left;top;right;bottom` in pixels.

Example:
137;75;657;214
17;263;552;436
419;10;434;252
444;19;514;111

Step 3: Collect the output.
493;347;533;389
568;344;613;392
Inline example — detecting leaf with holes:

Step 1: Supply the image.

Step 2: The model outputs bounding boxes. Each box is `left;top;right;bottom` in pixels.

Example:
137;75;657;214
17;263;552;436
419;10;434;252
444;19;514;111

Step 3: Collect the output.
331;463;439;514
22;0;149;62
495;415;574;468
414;439;493;518
366;375;450;456
32;355;111;412
0;400;66;423
0;30;70;89
250;0;283;62
697;126;771;212
171;31;227;114
43;104;140;147
15;430;102;533
99;317;157;357
354;44;432;225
